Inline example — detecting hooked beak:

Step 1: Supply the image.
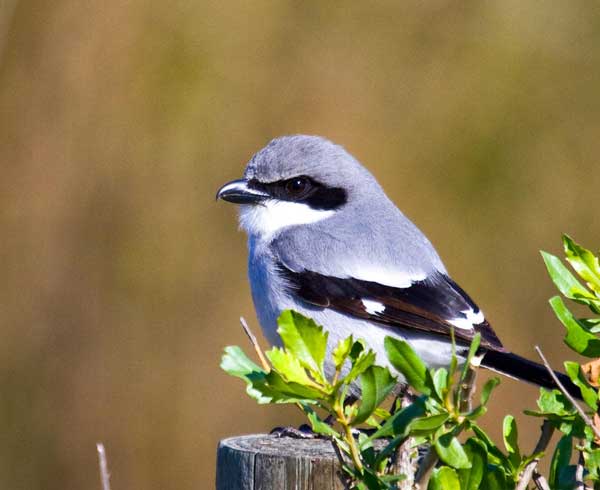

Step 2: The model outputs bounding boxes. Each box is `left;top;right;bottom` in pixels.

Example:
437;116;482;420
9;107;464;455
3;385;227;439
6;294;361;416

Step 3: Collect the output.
216;178;269;205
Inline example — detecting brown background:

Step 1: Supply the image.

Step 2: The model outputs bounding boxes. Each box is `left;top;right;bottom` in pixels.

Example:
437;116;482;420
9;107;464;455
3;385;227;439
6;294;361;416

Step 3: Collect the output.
1;1;599;488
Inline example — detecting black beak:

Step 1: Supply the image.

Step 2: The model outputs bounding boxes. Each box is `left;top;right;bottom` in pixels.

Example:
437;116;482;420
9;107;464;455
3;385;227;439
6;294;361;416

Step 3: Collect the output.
216;178;269;205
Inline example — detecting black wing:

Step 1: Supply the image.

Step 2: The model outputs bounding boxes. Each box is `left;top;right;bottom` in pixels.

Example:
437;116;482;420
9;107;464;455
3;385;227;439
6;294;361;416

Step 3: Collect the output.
276;263;505;352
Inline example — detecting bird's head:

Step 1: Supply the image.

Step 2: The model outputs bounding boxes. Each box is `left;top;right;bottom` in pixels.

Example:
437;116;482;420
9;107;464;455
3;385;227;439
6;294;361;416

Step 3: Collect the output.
216;135;381;240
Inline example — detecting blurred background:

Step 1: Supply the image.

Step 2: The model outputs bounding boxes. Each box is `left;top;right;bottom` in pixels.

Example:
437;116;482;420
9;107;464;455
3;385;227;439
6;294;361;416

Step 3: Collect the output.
1;1;599;488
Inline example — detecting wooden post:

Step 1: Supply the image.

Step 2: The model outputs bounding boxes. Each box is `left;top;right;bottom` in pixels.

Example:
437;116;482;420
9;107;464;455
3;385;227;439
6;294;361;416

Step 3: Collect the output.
216;434;346;490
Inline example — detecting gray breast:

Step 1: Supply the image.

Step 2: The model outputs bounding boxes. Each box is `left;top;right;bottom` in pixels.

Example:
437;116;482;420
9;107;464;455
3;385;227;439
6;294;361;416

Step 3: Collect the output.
247;236;293;347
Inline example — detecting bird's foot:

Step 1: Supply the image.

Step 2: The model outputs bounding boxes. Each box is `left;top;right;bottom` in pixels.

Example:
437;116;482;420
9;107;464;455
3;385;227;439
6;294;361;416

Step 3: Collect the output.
270;423;320;439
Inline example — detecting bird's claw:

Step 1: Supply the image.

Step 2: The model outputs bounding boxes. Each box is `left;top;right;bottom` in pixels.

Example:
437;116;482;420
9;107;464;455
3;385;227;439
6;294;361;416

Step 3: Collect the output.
269;424;319;439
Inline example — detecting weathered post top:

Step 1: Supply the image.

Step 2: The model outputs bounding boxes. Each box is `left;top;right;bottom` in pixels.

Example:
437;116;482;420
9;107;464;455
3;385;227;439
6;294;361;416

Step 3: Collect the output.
216;434;345;490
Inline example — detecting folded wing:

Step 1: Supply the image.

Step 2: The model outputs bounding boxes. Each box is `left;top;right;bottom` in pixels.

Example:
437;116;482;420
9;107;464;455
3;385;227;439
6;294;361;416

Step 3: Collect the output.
276;262;505;352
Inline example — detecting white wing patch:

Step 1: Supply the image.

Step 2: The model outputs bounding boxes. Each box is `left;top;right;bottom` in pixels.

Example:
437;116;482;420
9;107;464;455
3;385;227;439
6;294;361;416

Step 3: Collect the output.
362;299;386;315
448;308;485;330
239;200;335;240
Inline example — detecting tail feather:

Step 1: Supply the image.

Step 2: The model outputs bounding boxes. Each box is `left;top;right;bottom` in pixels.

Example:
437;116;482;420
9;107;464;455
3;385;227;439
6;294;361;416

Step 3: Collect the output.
481;350;582;401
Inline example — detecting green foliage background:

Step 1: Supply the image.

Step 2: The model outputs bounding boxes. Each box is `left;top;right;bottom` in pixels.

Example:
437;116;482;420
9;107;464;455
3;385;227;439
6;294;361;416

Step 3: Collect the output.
1;2;600;489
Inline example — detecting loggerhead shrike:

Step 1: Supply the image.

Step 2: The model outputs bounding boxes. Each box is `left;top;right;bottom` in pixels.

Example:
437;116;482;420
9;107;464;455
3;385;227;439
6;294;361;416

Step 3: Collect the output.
217;135;577;396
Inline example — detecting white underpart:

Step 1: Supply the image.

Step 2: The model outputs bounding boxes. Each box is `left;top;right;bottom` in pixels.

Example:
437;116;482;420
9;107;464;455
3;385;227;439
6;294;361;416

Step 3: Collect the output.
347;265;427;288
362;299;386;315
448;308;485;330
470;354;483;367
239;200;335;240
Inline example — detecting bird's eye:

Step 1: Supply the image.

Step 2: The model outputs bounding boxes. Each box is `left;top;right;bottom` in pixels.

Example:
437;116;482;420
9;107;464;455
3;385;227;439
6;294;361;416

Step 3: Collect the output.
285;177;310;196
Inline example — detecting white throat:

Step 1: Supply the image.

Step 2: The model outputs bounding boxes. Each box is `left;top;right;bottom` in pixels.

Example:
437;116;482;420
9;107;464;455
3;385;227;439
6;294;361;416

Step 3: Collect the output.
239;200;335;240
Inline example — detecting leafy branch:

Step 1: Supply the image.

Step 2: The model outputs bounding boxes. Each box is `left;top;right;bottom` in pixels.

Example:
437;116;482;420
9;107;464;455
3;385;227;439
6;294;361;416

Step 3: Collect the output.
223;310;508;488
221;234;600;489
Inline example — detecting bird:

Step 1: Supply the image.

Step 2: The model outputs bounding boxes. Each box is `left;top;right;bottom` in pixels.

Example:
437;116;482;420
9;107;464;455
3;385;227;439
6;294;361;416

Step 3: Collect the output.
217;134;578;398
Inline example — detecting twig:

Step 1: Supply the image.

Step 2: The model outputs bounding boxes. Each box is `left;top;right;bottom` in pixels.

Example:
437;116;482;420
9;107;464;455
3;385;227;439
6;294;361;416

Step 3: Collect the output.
240;317;270;371
396;437;418;490
330;440;353;490
535;346;600;440
415;361;478;487
533;471;551;490
515;420;555;490
334;403;364;473
395;392;418;490
415;447;438;488
96;443;111;490
459;360;478;412
575;450;584;490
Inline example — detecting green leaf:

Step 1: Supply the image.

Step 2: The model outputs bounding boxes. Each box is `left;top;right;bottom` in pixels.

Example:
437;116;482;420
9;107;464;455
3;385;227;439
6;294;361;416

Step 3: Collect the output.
465;405;487;420
449;329;458;377
266;347;317;387
221;345;265;377
535;388;574;416
471;424;509;467
358;439;376;464
458;438;487;490
303;405;340;438
373;406;391;419
543;247;600;315
480;465;507;490
344;348;377;385
432;368;448;402
502;415;519;457
542;250;593;299
480;377;500;405
378;474;406;483
549;296;600;357
332;336;353;371
564;361;598;410
384;337;431;395
563;234;600;295
353;366;396;425
409;413;450;436
549;435;572;489
349;339;365;359
354;467;388;490
435;432;471;469
230;367;314;404
364;397;426;443
262;370;325;402
583;317;600;332
344;402;358;421
277;310;328;379
460;333;481;382
222;347;324;404
428;467;461;490
538;414;585;439
221;346;273;403
584;422;598;442
584;448;600;480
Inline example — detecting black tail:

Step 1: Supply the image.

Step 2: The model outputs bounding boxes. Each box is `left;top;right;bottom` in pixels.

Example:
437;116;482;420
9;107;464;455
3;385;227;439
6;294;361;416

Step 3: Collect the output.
481;350;582;401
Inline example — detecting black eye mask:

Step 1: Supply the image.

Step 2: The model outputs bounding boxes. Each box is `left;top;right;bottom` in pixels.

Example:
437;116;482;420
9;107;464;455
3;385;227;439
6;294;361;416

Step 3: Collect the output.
248;176;347;210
